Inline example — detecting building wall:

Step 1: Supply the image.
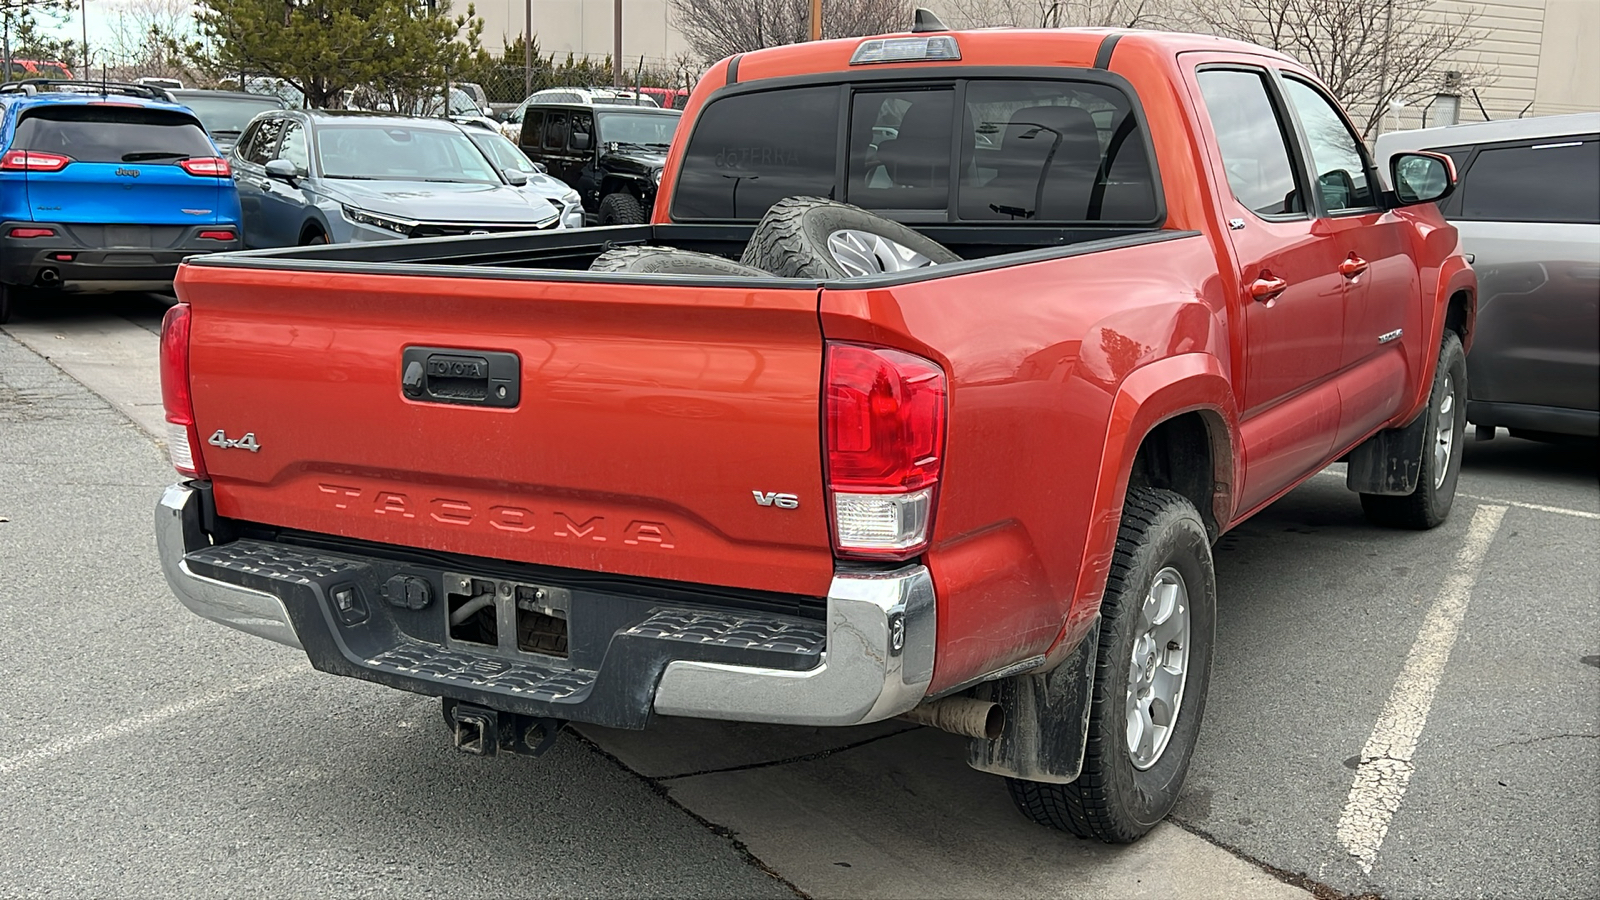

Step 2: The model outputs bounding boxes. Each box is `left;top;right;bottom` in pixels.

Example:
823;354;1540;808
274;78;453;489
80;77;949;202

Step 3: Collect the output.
472;0;691;68
1532;0;1600;116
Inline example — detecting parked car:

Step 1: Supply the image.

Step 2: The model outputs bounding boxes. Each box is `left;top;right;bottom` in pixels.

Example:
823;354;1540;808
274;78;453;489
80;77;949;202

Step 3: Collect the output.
632;86;689;110
497;89;659;142
1376;114;1599;440
160;25;1472;846
0;79;241;323
4;58;73;80
229;109;560;247
523;87;659;107
456;120;584;229
166;89;288;154
137;76;185;90
517;103;680;224
454;82;490;111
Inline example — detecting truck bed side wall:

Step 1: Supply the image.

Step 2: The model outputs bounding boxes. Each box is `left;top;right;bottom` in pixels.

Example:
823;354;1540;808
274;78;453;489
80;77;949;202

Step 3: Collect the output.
820;234;1229;694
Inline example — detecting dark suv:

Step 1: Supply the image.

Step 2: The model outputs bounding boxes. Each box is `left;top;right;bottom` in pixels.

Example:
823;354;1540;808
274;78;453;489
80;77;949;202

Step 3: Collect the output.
517;104;680;224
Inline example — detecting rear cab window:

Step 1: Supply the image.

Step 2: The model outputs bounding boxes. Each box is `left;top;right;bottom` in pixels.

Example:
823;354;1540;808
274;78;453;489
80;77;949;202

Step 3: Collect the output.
13;105;214;164
670;75;1161;225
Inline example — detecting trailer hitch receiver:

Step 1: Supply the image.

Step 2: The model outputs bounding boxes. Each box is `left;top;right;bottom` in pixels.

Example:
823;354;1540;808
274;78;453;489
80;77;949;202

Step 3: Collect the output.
444;699;566;758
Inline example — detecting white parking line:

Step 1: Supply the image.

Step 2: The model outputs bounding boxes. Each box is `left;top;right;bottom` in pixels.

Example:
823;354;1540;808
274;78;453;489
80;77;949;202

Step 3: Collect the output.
1458;494;1599;521
1335;504;1508;873
0;666;303;778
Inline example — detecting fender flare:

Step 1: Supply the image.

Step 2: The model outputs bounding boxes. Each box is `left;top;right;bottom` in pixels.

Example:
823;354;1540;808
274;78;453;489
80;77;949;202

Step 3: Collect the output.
1402;255;1476;422
1055;353;1239;664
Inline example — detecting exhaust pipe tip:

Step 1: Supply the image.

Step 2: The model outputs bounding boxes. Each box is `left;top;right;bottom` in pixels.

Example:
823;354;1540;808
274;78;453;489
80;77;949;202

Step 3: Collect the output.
900;696;1005;741
37;268;60;285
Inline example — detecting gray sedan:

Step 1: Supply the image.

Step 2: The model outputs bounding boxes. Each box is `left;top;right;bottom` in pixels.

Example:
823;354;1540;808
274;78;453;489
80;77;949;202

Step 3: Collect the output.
230;110;562;247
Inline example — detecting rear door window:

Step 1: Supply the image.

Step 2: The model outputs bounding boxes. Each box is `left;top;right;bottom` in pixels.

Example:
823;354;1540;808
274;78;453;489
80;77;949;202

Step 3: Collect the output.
1196;69;1304;217
14;106;214;164
671;85;841;220
1455;138;1600;224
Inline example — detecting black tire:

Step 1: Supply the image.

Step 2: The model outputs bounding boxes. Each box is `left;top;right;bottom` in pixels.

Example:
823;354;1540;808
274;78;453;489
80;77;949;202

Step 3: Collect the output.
739;196;961;279
1007;487;1216;843
598;192;646;225
1360;331;1466;529
0;283;12;325
589;246;772;277
301;230;328;246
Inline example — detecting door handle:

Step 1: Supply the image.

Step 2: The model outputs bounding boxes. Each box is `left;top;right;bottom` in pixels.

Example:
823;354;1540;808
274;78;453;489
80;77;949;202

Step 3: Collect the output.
1250;274;1289;304
1339;255;1369;278
256;179;272;190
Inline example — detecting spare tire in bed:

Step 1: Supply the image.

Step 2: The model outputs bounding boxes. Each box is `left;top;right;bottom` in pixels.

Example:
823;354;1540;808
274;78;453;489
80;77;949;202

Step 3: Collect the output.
740;197;962;279
589;246;773;276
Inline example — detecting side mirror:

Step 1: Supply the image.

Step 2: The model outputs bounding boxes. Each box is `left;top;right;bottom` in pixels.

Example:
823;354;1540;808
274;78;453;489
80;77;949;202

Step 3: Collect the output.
502;168;529;186
265;158;298;181
1390;152;1456;206
570;131;592;151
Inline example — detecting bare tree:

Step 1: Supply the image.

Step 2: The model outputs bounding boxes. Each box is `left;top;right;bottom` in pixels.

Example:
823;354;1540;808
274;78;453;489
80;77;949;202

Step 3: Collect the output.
1176;0;1491;138
939;0;1166;29
102;0;192;77
670;0;911;62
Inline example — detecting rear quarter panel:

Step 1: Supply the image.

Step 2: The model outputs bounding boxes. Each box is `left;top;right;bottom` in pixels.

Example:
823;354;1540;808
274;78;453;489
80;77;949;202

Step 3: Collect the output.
821;234;1232;693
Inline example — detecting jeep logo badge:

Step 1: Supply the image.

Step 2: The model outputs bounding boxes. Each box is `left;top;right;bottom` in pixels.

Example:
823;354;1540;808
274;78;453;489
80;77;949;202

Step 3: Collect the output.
114;167;141;178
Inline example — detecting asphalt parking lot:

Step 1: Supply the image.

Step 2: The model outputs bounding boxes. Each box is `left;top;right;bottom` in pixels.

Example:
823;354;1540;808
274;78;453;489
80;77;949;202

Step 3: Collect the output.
1;295;1595;900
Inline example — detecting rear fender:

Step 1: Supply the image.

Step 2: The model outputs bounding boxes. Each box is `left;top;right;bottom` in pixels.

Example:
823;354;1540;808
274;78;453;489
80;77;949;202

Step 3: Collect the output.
1049;353;1238;665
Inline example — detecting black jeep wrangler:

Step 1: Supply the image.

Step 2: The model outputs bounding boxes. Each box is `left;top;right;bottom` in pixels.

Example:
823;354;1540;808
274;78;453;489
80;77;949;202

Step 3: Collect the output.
517;104;682;225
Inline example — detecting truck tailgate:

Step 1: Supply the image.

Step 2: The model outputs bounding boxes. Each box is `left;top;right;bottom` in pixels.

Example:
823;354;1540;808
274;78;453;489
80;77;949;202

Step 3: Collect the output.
176;264;834;597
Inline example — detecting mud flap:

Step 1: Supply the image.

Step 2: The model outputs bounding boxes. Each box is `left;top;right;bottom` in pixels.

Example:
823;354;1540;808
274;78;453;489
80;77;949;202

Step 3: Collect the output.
965;616;1099;784
1346;407;1428;495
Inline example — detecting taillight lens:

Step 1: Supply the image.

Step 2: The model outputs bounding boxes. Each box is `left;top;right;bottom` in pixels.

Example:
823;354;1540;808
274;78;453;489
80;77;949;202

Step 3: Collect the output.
179;157;231;177
8;227;56;238
197;229;236;241
0;150;72;172
825;343;947;559
160;303;207;478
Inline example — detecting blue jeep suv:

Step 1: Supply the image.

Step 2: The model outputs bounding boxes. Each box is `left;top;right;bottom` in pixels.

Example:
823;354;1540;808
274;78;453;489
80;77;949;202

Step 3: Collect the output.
0;80;243;323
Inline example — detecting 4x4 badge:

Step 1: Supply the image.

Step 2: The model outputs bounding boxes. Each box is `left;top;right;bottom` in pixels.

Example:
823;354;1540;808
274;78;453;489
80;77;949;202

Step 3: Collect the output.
208;429;261;452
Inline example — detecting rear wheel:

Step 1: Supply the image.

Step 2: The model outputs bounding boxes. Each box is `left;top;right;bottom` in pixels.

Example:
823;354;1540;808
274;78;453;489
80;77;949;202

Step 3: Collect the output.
1007;487;1216;843
1360;332;1466;529
0;283;13;325
598;192;646;225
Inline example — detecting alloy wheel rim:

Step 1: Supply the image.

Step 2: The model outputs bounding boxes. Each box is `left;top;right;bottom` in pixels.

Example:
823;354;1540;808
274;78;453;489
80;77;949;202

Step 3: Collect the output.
1126;566;1191;770
1434;373;1455;490
826;229;936;277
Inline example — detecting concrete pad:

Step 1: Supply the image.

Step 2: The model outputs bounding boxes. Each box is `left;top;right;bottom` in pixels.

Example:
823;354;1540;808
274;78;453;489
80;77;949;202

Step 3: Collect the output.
664;727;1309;900
3;316;164;441
578;717;914;778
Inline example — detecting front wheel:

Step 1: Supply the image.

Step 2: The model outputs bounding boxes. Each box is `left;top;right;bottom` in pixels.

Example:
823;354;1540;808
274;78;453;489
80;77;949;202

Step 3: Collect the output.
1007;487;1216;843
1360;331;1467;529
598;192;646;225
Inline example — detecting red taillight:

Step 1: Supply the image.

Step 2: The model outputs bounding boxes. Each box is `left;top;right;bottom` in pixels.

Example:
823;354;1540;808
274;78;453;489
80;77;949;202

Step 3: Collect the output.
198;230;236;241
825;343;947;559
160;303;207;478
0;150;72;172
8;227;56;238
179;157;231;178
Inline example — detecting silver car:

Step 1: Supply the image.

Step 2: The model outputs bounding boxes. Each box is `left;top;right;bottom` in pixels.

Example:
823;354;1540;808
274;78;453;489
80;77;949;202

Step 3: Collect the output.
230;110;561;247
1377;114;1600;440
456;121;585;229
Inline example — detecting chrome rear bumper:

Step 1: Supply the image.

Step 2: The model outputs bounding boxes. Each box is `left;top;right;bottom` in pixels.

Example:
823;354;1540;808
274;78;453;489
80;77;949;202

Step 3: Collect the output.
155;482;934;727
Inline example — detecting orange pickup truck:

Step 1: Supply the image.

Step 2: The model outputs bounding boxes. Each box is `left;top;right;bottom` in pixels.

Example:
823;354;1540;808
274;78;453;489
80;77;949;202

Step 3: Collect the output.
156;23;1474;842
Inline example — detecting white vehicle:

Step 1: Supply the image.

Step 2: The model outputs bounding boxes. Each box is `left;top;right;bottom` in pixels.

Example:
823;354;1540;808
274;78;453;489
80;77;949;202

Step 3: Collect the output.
455;120;585;230
499;88;658;142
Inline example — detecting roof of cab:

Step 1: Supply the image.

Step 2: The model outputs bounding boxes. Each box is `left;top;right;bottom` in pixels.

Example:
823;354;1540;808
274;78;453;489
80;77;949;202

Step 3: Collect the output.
718;28;1298;85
